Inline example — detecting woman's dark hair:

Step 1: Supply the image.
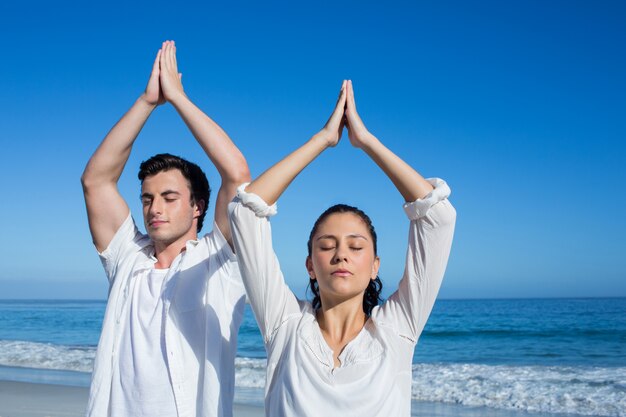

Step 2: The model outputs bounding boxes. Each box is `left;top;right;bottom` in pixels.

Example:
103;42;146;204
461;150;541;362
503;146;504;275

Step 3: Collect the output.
306;204;383;316
138;153;211;232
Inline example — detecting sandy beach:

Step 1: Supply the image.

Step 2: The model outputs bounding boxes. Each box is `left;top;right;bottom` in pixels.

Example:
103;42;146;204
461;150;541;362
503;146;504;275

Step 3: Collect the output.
0;381;264;417
0;380;582;417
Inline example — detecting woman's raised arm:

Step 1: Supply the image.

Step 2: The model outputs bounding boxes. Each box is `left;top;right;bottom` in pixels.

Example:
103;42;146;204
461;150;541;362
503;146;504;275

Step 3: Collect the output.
344;80;456;340
245;81;347;204
344;80;434;202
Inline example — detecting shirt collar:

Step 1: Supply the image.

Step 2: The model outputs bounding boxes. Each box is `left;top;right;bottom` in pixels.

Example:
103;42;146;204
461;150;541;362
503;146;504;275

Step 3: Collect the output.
138;237;200;271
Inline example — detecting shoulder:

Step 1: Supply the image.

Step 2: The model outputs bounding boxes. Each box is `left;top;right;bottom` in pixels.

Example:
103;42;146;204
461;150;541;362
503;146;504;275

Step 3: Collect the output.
98;214;153;283
196;222;236;262
99;213;152;258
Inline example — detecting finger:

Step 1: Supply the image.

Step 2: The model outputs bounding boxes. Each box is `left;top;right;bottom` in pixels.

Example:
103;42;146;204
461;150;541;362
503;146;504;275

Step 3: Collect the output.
152;49;162;75
172;40;178;68
162;41;169;59
161;41;169;64
347;80;356;110
330;99;346;126
336;80;347;104
334;95;347;120
160;42;168;70
333;81;347;114
166;41;176;71
163;40;171;65
164;41;172;69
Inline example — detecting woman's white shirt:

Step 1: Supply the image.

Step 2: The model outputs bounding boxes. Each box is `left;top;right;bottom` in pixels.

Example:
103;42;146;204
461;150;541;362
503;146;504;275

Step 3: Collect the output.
228;179;456;417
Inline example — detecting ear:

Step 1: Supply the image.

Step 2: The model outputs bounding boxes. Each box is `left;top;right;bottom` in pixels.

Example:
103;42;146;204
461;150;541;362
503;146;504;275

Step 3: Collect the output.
193;199;206;218
305;256;315;280
371;256;380;281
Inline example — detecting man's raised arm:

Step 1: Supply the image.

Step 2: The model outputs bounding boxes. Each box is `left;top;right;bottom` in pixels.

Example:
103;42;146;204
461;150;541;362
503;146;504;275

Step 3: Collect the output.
81;48;164;252
158;41;250;246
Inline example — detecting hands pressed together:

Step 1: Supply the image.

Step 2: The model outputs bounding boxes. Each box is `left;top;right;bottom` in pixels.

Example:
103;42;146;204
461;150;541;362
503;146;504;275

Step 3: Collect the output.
318;79;375;150
142;40;185;107
141;39;371;150
127;40;430;207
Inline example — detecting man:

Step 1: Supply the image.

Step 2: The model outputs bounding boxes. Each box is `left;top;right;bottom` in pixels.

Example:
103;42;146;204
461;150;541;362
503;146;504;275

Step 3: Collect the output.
81;40;250;417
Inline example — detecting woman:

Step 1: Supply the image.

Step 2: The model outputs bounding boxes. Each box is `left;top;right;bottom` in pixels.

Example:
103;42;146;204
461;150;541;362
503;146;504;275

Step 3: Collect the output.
229;80;456;416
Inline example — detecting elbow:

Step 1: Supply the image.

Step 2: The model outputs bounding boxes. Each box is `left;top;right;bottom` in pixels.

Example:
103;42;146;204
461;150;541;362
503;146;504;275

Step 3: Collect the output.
81;156;97;190
80;168;93;191
226;159;252;186
80;165;108;193
235;164;252;184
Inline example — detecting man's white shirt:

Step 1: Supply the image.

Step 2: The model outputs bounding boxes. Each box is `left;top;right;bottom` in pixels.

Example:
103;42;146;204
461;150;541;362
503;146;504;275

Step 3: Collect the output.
86;214;246;417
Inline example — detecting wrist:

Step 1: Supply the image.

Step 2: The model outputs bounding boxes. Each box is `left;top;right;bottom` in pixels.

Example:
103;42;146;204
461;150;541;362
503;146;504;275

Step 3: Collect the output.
312;130;336;149
357;131;379;152
167;90;189;107
312;130;330;144
137;93;159;110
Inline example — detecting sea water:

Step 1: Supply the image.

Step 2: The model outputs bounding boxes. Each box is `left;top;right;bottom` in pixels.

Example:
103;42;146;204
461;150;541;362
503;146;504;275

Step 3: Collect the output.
0;298;624;416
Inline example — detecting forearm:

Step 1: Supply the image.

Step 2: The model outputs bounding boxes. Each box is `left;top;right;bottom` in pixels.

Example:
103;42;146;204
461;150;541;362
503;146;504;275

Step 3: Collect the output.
247;132;330;205
359;133;434;202
246;81;345;205
82;96;156;187
169;93;250;185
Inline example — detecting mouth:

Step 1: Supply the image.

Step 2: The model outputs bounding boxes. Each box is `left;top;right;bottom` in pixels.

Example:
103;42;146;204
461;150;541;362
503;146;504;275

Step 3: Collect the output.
331;269;352;277
149;219;167;227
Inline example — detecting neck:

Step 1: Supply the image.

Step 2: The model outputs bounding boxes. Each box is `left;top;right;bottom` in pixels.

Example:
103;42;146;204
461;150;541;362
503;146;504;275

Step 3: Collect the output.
316;296;367;342
153;234;197;269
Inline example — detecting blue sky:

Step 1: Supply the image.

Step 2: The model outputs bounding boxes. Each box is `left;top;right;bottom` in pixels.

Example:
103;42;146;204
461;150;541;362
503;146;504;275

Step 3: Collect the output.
1;1;624;299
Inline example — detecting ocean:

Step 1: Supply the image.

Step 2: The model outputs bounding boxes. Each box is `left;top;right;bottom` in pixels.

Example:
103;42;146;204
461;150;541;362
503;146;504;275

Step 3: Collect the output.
0;298;624;416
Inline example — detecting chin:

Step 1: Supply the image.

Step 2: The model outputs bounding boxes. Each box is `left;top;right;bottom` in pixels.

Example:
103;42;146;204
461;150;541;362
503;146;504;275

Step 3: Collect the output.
148;230;172;243
324;285;368;299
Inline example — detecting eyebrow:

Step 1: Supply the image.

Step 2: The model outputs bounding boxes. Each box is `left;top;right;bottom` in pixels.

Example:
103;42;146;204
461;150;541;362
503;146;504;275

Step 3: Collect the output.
161;190;181;197
316;234;369;241
141;190;182;199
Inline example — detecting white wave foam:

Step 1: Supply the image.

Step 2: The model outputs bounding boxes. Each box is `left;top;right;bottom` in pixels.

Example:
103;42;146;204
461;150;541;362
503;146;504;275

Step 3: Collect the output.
0;340;95;373
411;363;626;417
0;340;268;389
3;340;624;416
235;357;266;388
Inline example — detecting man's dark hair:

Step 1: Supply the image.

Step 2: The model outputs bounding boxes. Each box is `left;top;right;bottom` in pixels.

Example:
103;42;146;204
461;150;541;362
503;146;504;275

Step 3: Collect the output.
138;153;210;232
306;204;383;316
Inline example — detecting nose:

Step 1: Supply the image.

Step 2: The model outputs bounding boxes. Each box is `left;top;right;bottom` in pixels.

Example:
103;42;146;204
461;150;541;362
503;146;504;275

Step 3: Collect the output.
332;243;349;264
149;197;164;216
